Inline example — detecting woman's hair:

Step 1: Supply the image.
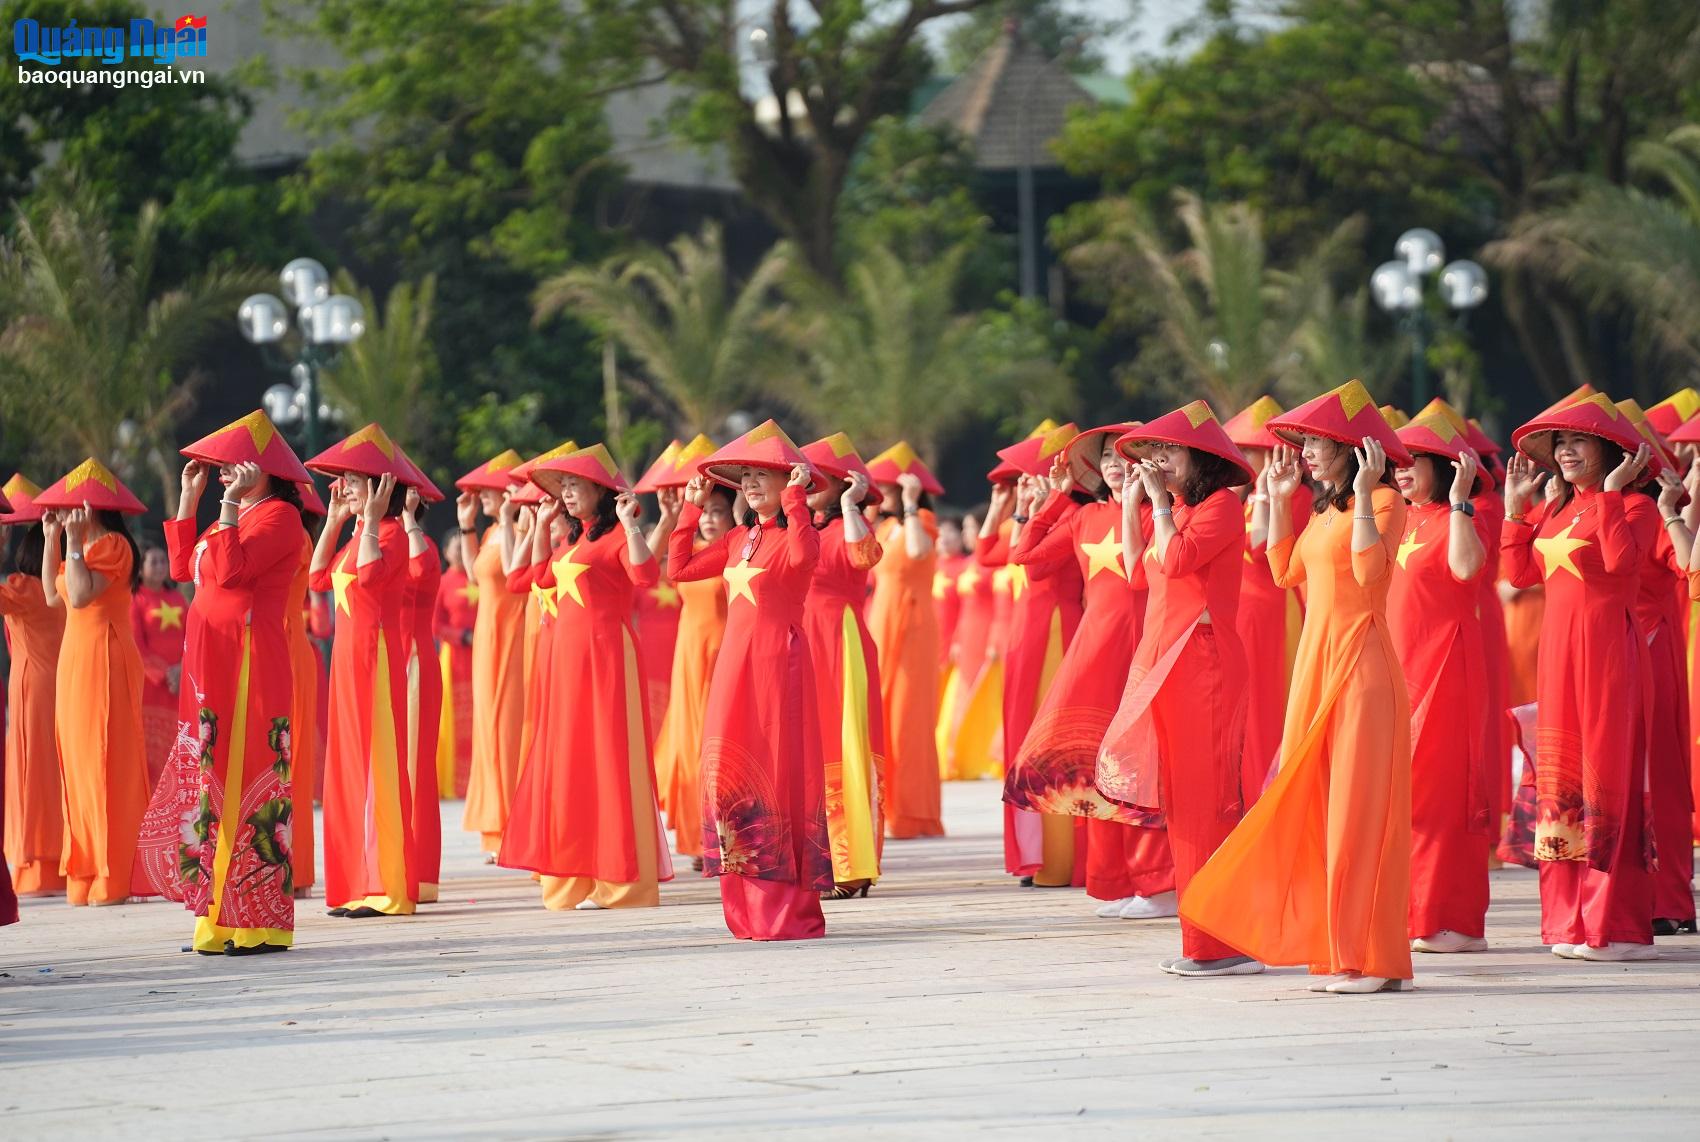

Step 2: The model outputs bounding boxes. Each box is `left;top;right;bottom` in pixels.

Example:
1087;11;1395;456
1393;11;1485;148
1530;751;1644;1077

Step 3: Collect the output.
1312;441;1398;513
1179;449;1242;507
1554;435;1628;509
3;524;45;578
743;503;791;529
140;542;174;588
1409;454;1484;505
565;487;619;543
270;476;308;525
96;509;143;588
813;478;851;528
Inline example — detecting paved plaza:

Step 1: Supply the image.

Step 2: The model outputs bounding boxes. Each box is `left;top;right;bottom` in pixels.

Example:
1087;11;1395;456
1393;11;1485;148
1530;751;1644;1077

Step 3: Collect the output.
3;782;1697;1139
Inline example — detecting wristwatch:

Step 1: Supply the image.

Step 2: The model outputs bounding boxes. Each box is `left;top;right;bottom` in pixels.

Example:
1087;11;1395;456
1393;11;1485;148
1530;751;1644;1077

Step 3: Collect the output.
1451;501;1476;517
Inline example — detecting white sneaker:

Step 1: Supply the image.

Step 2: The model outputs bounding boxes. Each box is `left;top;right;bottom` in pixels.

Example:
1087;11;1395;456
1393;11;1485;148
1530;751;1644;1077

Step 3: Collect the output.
1119;891;1179;920
1550;943;1584;959
1576;941;1657;962
1325;974;1411;994
1412;930;1489;953
573;898;606;911
1096;897;1137;918
1168;955;1265;977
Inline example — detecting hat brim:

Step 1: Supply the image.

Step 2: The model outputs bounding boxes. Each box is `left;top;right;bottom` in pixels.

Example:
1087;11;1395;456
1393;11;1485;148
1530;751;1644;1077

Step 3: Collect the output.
1115;431;1255;486
1269;424;1414;469
703;459;820;494
1512;419;1659;476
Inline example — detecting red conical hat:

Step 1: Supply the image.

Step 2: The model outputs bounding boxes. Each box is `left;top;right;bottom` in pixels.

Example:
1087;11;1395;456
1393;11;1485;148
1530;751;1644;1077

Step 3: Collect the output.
35;457;147;515
297;481;328;517
394;445;444;503
457;449;524;492
987;419;1057;484
306;423;412;482
1615;398;1676;476
0;474;43;523
1268;379;1414;467
1535;383;1598;418
1397;400;1473;461
802;432;874;485
994;421;1078;480
1118;401;1254;485
508;440;580;486
700;420;820;492
1665;409;1700;446
1512;392;1650;471
181;410;312;484
1379;405;1411;429
862;441;941;496
1222;395;1285;451
1464;416;1501;457
1646;388;1700;437
633;440;683;494
532;443;631;496
1069;421;1139;487
0;483;11;516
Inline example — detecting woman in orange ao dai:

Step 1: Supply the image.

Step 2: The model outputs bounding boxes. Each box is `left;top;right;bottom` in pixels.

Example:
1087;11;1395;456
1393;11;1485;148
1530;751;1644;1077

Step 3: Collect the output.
500;445;670;910
668;422;831;940
1180;381;1414;994
38;459;150;907
1;476;64;897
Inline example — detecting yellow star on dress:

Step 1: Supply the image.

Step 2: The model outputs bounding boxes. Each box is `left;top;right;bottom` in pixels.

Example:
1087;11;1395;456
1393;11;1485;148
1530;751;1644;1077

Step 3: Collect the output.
531;580;559;619
649;582;681;609
1080;526;1126;581
458;582;480;606
724;560;766;606
1534;519;1590;581
331;568;356;616
956;564;981;595
1395;529;1425;569
552;547;591;608
1007;562;1029;600
150;601;184;630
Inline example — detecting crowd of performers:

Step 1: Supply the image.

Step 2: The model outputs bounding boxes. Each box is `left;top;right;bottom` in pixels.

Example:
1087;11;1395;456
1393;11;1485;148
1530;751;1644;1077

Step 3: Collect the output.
2;381;1697;993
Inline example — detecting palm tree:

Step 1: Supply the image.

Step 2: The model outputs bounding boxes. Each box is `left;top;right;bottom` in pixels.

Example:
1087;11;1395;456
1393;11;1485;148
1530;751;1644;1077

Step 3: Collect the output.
319;273;439;446
0;180;267;511
1061;190;1367;411
765;240;1068;461
1487;123;1700;394
532;222;790;438
1291;287;1401;401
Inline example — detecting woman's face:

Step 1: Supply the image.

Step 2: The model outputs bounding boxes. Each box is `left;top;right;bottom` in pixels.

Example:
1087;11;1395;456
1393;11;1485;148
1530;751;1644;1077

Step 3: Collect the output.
1150;443;1193;491
1098;438;1127;498
1552;431;1604;487
807;477;847;514
937;519;965;557
740;467;786;516
141;548;168;587
1395;456;1440;504
700;494;733;541
1301;436;1347;486
443;535;461;567
478;489;501;516
560;475;599;522
338;473;367;511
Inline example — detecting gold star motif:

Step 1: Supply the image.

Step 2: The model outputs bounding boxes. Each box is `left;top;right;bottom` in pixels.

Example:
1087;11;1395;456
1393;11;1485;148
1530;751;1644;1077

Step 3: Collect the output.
956;565;981;595
723;560;767;606
331;569;356;616
932;572;951;599
458;582;480;605
649;582;681;609
1008;562;1029;600
1534;519;1591;581
1396;529;1425;569
1080;526;1126;581
1145;542;1161;564
150;601;184;630
552;547;591;608
531;580;558;618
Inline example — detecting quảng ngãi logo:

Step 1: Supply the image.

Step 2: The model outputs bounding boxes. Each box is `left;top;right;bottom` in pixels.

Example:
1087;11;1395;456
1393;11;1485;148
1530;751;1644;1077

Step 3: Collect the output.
11;12;208;67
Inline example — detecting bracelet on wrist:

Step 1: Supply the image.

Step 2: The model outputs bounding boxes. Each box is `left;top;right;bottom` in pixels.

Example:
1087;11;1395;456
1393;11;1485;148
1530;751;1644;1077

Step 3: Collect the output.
67;549;84;561
1353;514;1376;522
1249;494;1269;504
1012;514;1029;525
219;497;241;509
459;526;476;536
1665;516;1684;528
1153;507;1173;517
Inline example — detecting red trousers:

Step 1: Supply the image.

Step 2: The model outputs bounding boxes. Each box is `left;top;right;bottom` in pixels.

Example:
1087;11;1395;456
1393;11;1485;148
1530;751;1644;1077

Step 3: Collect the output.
720;874;825;941
1538;784;1653;947
1407;656;1490;939
1153;628;1245;962
1085;819;1173;900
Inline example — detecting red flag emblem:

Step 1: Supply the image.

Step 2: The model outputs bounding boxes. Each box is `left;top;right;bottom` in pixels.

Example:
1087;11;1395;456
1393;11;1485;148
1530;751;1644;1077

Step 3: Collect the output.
175;14;208;30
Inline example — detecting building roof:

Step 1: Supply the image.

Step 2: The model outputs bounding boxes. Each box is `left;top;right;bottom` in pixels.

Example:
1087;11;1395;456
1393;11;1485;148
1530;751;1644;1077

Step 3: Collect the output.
917;26;1103;171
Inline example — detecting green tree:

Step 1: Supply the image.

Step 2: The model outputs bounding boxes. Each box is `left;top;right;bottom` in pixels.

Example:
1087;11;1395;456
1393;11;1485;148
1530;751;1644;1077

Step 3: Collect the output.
1058;190;1367;412
533;223;792;438
0;182;268;510
766;240;1069;459
942;0;1129;76
587;0;1000;279
319;274;440;447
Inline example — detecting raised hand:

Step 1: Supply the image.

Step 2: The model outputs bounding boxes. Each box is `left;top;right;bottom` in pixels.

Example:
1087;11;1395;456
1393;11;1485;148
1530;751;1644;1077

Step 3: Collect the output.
326;481;352;528
684;474;711;508
1047;453;1074;496
897;471;923;508
657;485;684;517
227;461;264;500
1503;453;1543;517
41;509;63;546
1449;449;1480;506
842;470;870;508
789;463;813;489
1657;468;1685;516
362;473;396;526
456;491;479;531
498;491;518;526
64;504;91;547
615;492;643;527
180;460;210;509
1266;444;1303;499
1352;437;1387;501
402;486;422;530
1603;443;1652;494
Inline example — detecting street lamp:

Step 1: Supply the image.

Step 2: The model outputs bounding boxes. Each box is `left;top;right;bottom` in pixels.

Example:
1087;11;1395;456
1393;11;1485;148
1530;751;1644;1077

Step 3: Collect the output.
1371;229;1488;409
239;258;364;463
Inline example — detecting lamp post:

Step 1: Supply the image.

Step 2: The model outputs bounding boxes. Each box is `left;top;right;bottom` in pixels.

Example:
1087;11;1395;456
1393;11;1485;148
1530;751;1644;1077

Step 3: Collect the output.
1370;229;1488;409
240;257;365;464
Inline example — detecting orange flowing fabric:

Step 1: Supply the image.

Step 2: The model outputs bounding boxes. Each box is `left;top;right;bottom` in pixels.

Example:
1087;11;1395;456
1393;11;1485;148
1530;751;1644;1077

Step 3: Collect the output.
1182;488;1414;981
137;502;306;949
1235;488;1306;802
939;557;1001;781
433;567;477;798
461;527;527;852
54;533;149;906
655;571;726;859
404;538;443;900
312;519;418;914
499;526;670;909
1;572;64;895
131;583;187;792
1625;496;1694;924
804;517;885;883
1388;499;1493;940
283;538;318;893
868;512;945;837
668;488;831;941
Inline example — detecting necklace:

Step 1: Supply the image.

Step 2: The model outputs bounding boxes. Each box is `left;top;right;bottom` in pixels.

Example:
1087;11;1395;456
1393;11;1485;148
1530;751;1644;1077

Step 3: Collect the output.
238;493;277;519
